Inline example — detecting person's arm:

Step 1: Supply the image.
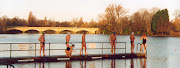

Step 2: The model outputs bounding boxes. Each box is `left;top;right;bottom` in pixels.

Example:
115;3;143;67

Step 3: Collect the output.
146;37;148;41
140;36;143;40
38;35;41;41
115;36;117;44
70;50;72;53
70;47;76;52
66;36;68;42
72;50;76;52
109;36;111;43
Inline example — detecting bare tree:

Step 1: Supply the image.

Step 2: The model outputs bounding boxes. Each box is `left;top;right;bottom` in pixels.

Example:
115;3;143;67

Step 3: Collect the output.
99;4;127;34
173;9;180;19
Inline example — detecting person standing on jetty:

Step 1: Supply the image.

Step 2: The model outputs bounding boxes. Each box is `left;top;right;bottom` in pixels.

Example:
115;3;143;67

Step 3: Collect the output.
80;31;88;55
130;32;135;53
66;32;71;47
140;34;148;53
109;32;117;55
38;32;45;57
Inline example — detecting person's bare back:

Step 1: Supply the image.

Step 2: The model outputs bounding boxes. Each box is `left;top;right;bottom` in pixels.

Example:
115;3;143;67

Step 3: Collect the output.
66;34;71;47
82;34;85;43
66;34;70;42
130;35;135;41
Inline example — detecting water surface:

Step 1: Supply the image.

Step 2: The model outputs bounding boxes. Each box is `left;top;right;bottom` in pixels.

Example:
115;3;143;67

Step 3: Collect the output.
0;34;180;68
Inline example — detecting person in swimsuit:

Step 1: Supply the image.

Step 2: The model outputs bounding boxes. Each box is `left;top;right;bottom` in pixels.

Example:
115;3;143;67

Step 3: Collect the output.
109;32;117;55
69;44;76;56
38;32;45;57
140;34;148;53
80;31;88;55
65;47;72;57
66;32;71;47
130;32;135;53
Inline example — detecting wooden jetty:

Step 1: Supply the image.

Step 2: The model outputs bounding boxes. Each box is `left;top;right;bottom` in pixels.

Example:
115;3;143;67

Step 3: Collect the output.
0;42;147;65
0;53;146;65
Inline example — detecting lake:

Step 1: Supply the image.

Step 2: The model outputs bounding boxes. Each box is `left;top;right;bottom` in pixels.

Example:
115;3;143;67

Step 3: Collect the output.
0;34;180;68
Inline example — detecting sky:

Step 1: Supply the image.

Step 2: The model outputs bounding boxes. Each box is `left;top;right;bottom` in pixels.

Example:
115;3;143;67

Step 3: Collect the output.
0;0;179;22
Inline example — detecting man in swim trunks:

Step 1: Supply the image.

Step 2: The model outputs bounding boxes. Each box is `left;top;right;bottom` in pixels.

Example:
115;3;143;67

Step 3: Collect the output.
66;32;71;47
109;32;117;55
80;31;88;55
130;32;135;53
38;32;45;57
140;34;148;53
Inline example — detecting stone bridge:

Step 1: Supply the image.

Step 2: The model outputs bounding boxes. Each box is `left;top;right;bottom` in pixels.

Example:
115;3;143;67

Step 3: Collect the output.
6;27;99;34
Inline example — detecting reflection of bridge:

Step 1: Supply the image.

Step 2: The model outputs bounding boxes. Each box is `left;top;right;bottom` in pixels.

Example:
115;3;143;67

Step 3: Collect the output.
6;27;99;34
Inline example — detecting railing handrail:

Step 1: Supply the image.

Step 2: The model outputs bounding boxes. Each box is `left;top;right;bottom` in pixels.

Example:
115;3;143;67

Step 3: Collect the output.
0;42;126;58
0;42;126;44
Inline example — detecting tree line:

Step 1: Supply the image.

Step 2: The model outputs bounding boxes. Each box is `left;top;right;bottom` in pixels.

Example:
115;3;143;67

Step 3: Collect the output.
0;4;180;35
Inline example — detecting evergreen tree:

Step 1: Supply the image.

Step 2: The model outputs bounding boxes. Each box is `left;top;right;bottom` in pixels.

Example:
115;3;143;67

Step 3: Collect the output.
151;9;169;34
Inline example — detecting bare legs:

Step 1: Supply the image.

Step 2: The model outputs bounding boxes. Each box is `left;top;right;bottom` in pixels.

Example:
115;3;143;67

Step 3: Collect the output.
111;42;116;55
80;43;88;55
40;43;45;57
139;43;146;53
131;42;134;53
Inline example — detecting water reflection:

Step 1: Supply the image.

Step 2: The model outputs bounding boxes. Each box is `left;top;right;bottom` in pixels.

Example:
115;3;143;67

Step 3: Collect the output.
66;61;72;68
111;59;115;68
140;58;146;68
39;62;44;68
130;59;134;68
80;61;87;68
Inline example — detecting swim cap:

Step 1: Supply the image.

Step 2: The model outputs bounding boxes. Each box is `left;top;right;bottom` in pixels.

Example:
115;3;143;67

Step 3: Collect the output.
132;32;134;35
42;32;45;34
84;31;86;33
72;44;75;46
143;34;145;36
113;32;116;34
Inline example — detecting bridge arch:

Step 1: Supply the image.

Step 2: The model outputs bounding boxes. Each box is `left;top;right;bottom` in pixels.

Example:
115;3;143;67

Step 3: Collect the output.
6;27;99;34
59;30;74;34
76;30;89;34
24;30;39;34
6;29;23;34
44;30;57;34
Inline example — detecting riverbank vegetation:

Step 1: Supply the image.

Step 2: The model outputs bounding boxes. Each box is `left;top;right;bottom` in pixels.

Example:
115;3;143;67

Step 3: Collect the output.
0;4;180;36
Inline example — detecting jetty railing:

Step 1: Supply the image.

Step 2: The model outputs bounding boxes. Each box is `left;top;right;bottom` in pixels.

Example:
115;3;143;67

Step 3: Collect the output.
136;43;147;53
0;42;126;58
